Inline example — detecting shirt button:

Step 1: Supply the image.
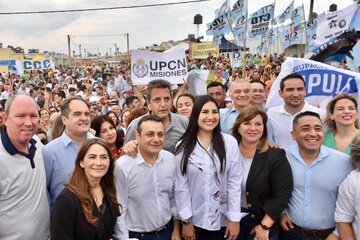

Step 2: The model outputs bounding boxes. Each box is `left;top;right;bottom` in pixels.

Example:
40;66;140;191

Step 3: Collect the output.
245;192;250;196
247;203;252;208
251;214;255;218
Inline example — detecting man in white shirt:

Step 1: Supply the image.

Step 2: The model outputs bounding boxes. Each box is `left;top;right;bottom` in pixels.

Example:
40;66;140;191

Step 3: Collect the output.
114;115;180;240
267;73;325;148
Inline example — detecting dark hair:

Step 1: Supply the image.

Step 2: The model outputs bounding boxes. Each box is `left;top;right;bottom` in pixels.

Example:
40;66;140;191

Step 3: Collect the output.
61;96;90;117
325;93;359;132
279;73;305;91
125;107;149;128
174;95;226;175
125;95;139;107
207;81;225;91
106;110;120;126
350;134;360;170
65;138;120;226
232;106;269;152
250;79;266;89
136;114;163;133
176;93;195;109
293;111;322;130
91;115;123;149
146;79;172;100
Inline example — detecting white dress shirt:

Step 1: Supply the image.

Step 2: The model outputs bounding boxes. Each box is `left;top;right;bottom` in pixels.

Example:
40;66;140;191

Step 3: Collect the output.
267;101;326;148
113;150;177;240
174;133;243;231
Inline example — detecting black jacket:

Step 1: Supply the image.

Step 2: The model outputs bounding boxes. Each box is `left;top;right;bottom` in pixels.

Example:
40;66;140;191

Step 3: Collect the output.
51;187;119;240
244;147;293;236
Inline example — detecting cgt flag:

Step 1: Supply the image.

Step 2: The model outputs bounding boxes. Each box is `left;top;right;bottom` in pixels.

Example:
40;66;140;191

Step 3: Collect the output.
131;50;188;85
265;57;360;111
276;1;294;24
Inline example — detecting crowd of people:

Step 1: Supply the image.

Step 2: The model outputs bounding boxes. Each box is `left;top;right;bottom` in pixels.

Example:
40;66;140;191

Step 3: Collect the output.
0;52;359;240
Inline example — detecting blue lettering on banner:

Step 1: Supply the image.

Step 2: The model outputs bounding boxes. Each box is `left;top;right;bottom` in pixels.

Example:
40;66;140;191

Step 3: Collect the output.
23;59;53;70
296;69;358;96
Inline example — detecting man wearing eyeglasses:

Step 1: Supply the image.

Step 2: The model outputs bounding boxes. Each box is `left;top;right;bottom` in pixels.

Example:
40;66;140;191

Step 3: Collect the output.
0;95;50;239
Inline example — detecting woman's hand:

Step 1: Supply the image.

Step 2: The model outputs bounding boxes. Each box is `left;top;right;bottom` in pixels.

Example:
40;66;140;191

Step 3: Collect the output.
225;221;239;240
182;223;196;240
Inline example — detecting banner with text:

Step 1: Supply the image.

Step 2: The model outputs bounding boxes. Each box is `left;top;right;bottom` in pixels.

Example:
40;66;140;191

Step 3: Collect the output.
131;50;187;85
189;42;220;59
23;58;55;71
265;57;360;111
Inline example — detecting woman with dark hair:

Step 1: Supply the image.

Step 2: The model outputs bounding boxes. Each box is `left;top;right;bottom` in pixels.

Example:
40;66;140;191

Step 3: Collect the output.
335;134;360;239
91;115;124;160
176;93;195;119
106;110;122;129
232;106;293;240
174;95;242;240
324;94;359;154
50;138;121;240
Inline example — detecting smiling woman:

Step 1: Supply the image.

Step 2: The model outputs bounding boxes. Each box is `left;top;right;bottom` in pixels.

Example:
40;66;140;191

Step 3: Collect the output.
324;94;359;154
50;138;121;240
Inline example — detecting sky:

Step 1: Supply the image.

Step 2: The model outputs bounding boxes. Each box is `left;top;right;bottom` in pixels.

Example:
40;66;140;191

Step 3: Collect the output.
0;0;356;55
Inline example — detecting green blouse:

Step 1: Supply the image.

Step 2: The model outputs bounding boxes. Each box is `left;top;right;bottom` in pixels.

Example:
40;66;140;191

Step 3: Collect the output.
324;132;352;155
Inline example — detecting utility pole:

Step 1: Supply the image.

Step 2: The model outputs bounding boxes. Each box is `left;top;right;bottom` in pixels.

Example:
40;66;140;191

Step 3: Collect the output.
126;33;130;61
309;0;314;20
67;35;71;66
115;43;117;55
84;48;86;59
79;44;81;58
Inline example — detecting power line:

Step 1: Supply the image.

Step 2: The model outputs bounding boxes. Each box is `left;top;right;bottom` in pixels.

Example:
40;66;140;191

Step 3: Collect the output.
0;0;210;15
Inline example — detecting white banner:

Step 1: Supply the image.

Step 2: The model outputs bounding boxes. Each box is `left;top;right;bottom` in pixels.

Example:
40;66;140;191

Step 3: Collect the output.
131;50;188;85
315;3;358;45
23;58;55;71
292;5;305;24
265;57;360;111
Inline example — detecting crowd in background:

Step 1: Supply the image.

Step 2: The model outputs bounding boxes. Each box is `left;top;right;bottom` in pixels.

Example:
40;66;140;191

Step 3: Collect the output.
0;52;359;240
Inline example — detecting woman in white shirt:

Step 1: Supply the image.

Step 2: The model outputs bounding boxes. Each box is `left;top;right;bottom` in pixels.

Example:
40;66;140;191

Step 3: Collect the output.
335;134;360;239
174;95;242;240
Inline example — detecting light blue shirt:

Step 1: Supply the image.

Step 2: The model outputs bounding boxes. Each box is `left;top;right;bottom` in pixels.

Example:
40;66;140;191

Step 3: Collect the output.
285;145;352;230
42;131;94;208
220;107;239;134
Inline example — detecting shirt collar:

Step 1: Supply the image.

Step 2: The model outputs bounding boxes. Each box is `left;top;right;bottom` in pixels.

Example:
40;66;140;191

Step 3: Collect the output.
1;126;37;169
135;150;163;166
288;144;328;166
280;101;311;115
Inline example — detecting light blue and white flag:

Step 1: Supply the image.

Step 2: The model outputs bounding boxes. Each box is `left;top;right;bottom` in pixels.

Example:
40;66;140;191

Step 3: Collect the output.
215;0;231;17
266;57;360;111
292;5;305;25
248;3;274;36
306;16;318;51
230;0;247;21
206;12;231;35
276;1;294;24
316;3;359;45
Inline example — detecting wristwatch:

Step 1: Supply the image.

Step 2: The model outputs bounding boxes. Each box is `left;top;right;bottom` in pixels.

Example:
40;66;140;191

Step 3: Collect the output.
259;222;270;230
182;219;192;225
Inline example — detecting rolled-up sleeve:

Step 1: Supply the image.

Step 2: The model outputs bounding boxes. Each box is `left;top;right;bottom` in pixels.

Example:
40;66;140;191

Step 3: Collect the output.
335;171;356;223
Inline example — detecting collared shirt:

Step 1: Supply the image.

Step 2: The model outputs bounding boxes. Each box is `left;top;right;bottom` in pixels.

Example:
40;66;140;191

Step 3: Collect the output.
285;145;352;230
174;133;242;230
113;150;176;240
0;127;50;239
267;101;326;148
42;131;94;208
335;170;360;237
220;107;239;134
125;112;188;153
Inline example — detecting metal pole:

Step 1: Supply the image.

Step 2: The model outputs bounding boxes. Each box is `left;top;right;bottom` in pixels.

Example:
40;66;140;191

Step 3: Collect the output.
127;33;130;61
67;35;71;66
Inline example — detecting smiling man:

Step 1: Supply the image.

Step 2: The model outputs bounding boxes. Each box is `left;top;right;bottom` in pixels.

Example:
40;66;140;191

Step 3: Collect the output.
0;95;50;239
280;111;352;240
267;73;326;148
114;115;180;240
220;78;252;134
43;96;94;208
